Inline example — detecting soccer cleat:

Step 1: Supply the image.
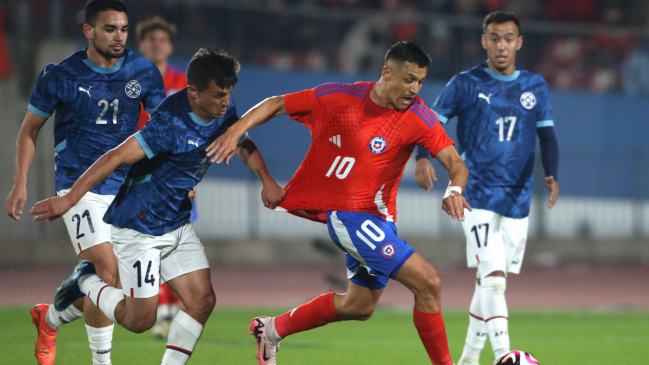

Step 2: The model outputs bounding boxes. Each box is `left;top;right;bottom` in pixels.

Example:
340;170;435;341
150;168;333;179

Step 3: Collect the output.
457;357;480;365
54;260;96;311
30;304;58;365
249;317;280;365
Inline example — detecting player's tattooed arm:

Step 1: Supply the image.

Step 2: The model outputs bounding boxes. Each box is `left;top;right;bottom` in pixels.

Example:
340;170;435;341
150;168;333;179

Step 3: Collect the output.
207;96;287;165
236;137;285;209
30;137;146;223
435;145;472;221
6;111;48;221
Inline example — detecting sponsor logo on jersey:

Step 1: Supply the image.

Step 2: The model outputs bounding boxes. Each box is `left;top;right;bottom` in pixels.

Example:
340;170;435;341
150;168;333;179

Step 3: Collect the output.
520;91;536;109
329;135;341;148
478;92;491;104
188;138;200;148
125;80;142;98
381;242;396;258
369;136;387;154
78;86;92;97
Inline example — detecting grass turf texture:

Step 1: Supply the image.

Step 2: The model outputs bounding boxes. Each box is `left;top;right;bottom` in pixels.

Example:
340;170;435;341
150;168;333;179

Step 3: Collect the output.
1;307;647;364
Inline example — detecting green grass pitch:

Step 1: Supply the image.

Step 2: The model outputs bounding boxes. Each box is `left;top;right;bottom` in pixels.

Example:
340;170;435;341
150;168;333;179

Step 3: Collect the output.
1;307;647;364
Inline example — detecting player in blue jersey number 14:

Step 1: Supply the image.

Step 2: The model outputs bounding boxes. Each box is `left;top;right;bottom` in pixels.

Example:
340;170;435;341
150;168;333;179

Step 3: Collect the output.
414;11;559;365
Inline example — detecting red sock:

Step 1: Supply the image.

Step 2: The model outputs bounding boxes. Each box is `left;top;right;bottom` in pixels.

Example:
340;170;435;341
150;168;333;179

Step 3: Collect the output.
275;292;341;338
413;309;452;365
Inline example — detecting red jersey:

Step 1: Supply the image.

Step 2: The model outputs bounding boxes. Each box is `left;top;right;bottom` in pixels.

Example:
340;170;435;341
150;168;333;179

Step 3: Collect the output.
279;82;454;223
137;66;187;130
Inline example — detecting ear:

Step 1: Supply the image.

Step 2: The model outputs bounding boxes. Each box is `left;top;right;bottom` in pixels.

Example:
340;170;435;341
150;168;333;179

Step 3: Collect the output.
187;85;198;99
83;24;93;41
381;66;391;81
516;35;523;51
481;34;487;50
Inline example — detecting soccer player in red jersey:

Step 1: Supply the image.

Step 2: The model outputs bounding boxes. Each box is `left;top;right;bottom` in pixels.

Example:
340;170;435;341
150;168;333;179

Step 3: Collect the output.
207;42;471;365
136;16;187;339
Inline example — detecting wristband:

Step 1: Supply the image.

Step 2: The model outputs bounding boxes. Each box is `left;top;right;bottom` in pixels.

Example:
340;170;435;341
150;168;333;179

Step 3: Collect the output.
443;185;462;199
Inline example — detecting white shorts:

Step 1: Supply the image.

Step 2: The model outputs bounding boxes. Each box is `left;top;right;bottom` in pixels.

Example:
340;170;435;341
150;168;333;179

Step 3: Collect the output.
461;208;529;278
111;223;210;299
57;189;115;255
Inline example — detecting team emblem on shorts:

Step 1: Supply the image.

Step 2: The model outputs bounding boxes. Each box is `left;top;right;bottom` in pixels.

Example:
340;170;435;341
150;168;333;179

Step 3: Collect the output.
125;80;141;98
369;136;387;154
520;92;536;109
381;243;396;258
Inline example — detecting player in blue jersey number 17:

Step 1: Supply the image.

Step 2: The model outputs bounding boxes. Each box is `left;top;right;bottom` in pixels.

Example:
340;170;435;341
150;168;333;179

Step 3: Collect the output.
6;1;167;364
29;47;285;365
414;12;560;365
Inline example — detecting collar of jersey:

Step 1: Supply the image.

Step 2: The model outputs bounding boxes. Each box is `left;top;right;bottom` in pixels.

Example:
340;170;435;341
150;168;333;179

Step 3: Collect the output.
83;57;124;74
483;66;520;82
188;112;216;126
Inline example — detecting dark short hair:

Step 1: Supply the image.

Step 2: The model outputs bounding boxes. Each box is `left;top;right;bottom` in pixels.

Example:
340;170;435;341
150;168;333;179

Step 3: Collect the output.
187;47;240;92
85;0;127;27
483;11;520;34
136;16;177;43
384;41;431;69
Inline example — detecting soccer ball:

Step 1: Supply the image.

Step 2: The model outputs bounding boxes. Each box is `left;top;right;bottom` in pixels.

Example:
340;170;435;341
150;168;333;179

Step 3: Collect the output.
492;351;539;365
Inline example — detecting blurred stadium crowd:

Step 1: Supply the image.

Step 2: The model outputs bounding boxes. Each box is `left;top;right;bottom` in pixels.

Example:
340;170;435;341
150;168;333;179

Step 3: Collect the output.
2;0;649;95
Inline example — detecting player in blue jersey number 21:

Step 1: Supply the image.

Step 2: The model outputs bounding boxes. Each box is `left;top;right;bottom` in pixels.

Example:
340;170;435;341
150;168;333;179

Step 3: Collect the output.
414;11;560;365
6;1;166;364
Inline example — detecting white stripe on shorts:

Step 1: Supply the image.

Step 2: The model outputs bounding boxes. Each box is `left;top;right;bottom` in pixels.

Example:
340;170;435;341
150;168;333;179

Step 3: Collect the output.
330;211;367;265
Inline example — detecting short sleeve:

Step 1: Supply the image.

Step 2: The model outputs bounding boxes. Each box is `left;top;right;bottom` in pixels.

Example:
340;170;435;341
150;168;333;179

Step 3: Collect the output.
431;75;465;124
536;79;554;128
415;122;455;157
28;64;60;118
284;88;317;127
142;66;166;114
134;110;175;158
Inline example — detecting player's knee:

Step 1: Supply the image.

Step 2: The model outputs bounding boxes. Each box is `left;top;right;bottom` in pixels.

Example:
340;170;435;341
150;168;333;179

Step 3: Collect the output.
351;306;375;321
128;311;156;333
186;286;216;317
419;272;442;299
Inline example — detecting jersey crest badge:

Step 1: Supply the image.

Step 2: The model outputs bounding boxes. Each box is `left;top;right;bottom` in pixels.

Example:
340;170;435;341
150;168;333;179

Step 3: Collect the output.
520;92;536;109
381;243;396;258
125;80;141;98
369;136;387;154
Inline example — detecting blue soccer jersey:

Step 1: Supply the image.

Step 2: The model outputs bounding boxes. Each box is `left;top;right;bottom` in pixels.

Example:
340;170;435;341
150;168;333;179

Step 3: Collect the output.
104;89;248;236
28;49;166;195
417;63;554;218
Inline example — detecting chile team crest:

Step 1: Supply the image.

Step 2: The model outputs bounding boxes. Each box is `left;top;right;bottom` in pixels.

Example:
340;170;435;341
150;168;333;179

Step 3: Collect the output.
381;243;396;258
369;136;387;154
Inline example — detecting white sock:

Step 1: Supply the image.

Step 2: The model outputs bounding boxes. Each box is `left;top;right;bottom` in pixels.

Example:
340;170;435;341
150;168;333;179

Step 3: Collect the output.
80;274;124;323
86;324;114;365
161;310;204;365
480;276;510;358
461;282;487;360
45;303;84;329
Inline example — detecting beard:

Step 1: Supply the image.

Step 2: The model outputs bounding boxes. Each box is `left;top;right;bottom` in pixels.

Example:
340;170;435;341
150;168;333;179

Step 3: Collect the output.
93;40;125;60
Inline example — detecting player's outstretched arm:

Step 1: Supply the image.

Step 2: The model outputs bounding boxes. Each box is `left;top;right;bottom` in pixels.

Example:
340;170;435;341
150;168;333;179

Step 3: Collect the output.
29;136;146;223
6;111;48;221
236;136;286;209
435;145;472;221
207;96;287;165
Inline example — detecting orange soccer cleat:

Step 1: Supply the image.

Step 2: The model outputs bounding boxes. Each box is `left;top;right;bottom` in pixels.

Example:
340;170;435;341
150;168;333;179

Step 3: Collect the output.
30;304;59;365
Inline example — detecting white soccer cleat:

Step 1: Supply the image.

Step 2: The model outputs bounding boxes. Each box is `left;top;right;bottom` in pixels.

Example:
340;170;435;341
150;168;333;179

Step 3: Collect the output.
248;316;280;365
458;357;480;365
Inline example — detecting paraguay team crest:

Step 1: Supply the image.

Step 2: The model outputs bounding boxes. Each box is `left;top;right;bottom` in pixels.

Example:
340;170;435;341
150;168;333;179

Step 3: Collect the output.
125;80;141;98
369;136;387;154
381;243;396;258
520;92;536;109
